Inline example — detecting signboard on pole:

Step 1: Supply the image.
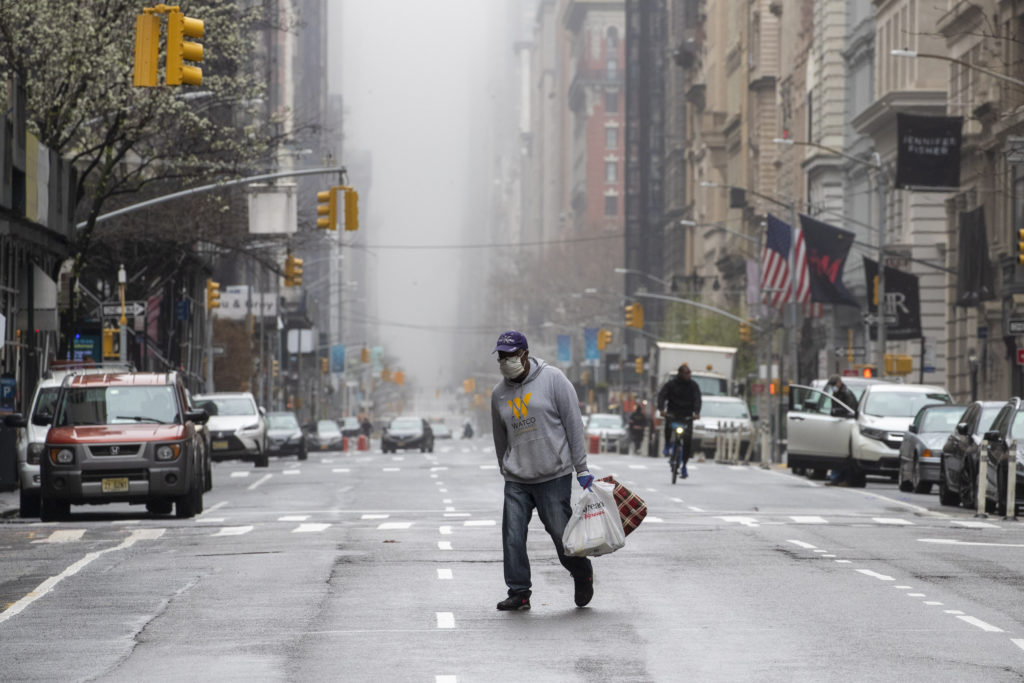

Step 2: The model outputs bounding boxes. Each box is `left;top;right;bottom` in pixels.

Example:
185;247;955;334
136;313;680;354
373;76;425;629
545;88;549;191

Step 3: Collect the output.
101;301;146;318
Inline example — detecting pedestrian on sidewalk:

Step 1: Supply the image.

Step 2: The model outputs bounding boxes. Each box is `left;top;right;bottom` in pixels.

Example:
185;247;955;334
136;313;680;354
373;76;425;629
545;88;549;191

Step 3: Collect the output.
490;330;595;611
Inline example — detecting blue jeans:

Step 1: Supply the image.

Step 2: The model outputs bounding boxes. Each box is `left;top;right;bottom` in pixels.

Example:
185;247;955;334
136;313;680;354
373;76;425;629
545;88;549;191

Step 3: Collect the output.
502;474;593;595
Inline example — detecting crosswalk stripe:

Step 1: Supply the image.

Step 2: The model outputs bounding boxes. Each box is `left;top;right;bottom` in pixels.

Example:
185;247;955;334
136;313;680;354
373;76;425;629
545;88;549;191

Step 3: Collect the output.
293;523;331;533
212;526;253;536
230;471;250;478
791;516;828;524
952;520;1000;529
378;522;413;530
873;517;913;525
32;529;86;544
279;515;309;522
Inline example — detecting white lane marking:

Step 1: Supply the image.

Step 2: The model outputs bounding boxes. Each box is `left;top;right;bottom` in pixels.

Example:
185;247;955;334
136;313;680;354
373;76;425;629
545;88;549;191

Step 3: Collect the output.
924;601;944;606
835;560;852;564
628;465;647;470
957;616;1004;632
463;520;495;527
480;464;498;469
430;466;448;471
383;467;400;472
687;506;704;512
439;526;452;535
248;474;272;491
444;513;471;518
230;471;250;478
821;554;837;558
1011;639;1024;651
788;540;818;550
378;522;413;530
951;520;1000;529
112;520;140;525
873;517;913;525
442;499;452;504
212;526;253;536
283;470;300;476
944;610;965;615
436;676;457;683
445;506;456;512
437;568;453;580
279;515;310;522
0;529;164;626
393;456;405;461
332;468;351;473
895;586;913;590
858;490;949;517
907;593;926;597
670;497;683;503
718;516;759;527
645;488;657;493
439;488;449;493
434;481;444;486
812;549;828;554
791;516;828;524
856;569;895;581
919;538;1024;548
362;514;389;519
321;458;335;464
430;474;438;478
32;529;86;544
436;612;455;629
195;518;225;523
201;501;229;515
293;523;331;533
438;541;452;550
646;516;664;523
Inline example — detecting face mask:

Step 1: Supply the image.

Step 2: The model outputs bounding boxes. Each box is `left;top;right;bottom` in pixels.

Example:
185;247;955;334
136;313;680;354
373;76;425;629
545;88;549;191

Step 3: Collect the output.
499;353;525;379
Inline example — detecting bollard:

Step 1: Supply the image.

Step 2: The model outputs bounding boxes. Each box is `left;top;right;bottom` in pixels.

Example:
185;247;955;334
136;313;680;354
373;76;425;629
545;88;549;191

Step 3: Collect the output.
729;423;738;464
342;436;349;451
714;430;722;462
976;455;988;518
588;434;601;454
1005;448;1018;521
741;425;752;465
759;423;771;469
357;434;369;451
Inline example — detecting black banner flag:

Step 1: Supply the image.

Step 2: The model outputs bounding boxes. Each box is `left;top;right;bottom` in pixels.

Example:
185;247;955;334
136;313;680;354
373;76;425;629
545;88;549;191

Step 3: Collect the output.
863;257;922;340
895;113;963;189
798;214;860;307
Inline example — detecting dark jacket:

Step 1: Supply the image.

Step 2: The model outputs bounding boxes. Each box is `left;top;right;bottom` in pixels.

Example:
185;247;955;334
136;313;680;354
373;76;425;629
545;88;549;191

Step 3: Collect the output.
657;377;702;418
831;384;857;415
628;409;647;431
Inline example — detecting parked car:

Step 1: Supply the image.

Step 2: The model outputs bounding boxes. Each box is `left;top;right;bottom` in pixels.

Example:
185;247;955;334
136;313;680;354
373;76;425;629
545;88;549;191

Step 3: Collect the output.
692;396;755;459
938;400;1003;508
432;423;453;439
338;416;361;438
787;383;952;484
584;413;628;453
5;370;209;521
11;363;134;517
265;411;307;460
979;397;1024;516
309;419;344;451
193;392;268;467
897;404;966;494
382;416;434;453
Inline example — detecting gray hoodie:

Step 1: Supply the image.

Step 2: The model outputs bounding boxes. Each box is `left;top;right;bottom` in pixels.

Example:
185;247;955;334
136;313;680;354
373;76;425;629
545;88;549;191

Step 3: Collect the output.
491;356;588;484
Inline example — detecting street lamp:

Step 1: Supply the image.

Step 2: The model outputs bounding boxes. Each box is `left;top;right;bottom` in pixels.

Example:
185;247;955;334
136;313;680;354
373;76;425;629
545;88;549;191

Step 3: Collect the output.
968;348;979;402
117;264;127;363
614;266;669;289
891;49;1024;89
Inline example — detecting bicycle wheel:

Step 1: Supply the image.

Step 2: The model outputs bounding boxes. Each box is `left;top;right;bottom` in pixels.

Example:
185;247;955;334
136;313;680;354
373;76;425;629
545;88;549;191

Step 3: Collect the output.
670;442;678;484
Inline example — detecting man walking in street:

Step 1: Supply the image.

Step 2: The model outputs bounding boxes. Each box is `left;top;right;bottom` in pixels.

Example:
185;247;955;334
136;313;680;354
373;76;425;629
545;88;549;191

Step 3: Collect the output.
628;401;648;454
490;330;595;611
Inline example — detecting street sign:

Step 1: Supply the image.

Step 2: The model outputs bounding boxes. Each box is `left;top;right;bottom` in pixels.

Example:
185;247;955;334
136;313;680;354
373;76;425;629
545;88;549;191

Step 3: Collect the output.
1017;349;1024;365
212;345;226;356
842;369;859;377
101;301;146;318
751;382;764;395
1009;320;1024;335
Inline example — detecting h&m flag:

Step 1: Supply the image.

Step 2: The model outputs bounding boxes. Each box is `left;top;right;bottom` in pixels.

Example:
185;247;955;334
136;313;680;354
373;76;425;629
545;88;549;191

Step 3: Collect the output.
557;334;572;365
759;214;822;316
955;206;996;307
584;327;599;364
798;214;860;307
863;257;922;340
895;113;963;189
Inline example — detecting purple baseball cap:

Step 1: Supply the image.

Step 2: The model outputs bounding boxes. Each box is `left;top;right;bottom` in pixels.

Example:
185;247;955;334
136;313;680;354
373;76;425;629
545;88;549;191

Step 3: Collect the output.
492;330;528;353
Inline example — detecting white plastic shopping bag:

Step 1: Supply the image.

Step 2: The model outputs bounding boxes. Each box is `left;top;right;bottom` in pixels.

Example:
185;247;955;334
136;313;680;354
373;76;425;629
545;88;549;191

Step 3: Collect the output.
562;480;626;557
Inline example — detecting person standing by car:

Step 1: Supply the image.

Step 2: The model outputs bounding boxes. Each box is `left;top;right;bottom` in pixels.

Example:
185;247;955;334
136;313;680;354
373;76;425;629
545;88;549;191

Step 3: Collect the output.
824;375;859;487
360;416;372;438
490;330;595;611
657;364;702;477
628;402;648;454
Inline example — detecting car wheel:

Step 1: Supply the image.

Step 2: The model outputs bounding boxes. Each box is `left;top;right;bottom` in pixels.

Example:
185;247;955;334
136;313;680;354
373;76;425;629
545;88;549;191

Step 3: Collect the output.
938;461;960;507
39;496;69;522
146;499;173;515
176;470;203;518
897;460;914;492
807;468;828;481
912;459;932;494
298;441;308;461
996;467;1007;517
254;446;269;468
19;487;41;518
959;462;978;511
791;467;805;476
204;457;213;492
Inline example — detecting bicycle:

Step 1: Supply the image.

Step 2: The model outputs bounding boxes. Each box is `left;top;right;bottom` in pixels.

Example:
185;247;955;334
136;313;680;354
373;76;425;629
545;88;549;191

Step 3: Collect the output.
668;418;691;484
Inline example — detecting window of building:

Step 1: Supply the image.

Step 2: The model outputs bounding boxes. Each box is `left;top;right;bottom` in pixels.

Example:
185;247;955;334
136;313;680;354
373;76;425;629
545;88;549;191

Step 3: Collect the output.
604;195;618;216
607;57;618;79
605;91;618;113
605;160;618;183
607;27;618;50
605;126;618;149
1014;164;1024;248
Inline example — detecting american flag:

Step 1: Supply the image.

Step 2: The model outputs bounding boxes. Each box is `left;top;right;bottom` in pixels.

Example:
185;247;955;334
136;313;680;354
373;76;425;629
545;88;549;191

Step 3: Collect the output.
760;213;822;316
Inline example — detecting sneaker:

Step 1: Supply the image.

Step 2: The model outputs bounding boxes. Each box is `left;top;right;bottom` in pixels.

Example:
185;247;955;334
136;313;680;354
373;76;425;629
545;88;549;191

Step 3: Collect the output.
574;574;594;607
496;592;531;611
680;464;688;479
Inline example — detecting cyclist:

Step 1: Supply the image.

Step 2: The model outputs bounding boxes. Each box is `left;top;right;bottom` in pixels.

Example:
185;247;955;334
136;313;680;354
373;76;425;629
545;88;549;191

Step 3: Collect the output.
656;364;702;478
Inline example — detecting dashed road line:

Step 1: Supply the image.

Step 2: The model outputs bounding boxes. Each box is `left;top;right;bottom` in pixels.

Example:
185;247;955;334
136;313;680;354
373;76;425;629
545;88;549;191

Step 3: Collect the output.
362;514;389;520
791;515;827;524
436;612;455;629
212;526;253;536
32;529;86;544
437;569;453;580
463;520;495;527
787;540;817;549
856;569;894;581
230;471;250;478
293;523;331;533
378;522;413;530
951;520;1000;529
957;616;1003;632
279;515;310;522
438;541;452;550
247;474;272;491
873;517;913;525
439;526;452;535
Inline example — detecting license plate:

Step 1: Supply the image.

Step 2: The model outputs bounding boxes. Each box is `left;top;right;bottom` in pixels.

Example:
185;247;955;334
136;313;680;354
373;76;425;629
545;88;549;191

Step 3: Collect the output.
212;440;229;450
101;477;130;493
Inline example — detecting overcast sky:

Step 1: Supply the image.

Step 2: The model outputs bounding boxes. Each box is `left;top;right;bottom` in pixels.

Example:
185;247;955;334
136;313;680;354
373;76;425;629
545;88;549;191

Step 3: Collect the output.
331;0;515;396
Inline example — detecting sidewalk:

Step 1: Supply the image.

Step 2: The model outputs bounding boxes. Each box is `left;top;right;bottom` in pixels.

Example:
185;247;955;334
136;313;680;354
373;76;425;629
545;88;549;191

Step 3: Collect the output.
0;488;18;518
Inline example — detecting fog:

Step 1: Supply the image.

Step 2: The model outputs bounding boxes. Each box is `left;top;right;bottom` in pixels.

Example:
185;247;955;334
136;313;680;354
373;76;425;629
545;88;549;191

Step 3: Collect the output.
332;1;523;396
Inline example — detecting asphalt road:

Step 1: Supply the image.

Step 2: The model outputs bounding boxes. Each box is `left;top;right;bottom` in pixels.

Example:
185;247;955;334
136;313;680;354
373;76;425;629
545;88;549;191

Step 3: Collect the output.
2;439;1024;682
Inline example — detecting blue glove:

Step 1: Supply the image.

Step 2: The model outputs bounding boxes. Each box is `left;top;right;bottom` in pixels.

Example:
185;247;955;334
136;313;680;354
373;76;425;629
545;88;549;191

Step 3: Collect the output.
577;471;594;490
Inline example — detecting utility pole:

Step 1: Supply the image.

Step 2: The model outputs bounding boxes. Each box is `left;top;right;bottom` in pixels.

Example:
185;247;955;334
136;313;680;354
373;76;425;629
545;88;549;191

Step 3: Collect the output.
874;154;887;374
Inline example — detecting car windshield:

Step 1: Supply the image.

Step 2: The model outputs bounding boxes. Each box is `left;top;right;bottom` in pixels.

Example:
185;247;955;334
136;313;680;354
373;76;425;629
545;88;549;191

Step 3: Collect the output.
919;406;965;433
692;375;727;396
587;415;623;429
342;417;359;428
1011;412;1024;441
317;420;341;436
701;402;749;419
56;386;177;426
267;414;299;430
391;418;421;430
200;397;256;416
434;424;451;435
978;406;1002;435
32;387;60;419
862;391;950;418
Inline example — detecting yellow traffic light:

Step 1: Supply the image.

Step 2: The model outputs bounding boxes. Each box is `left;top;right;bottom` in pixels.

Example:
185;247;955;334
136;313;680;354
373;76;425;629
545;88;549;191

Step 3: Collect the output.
872;275;880;306
634;357;644;374
1018;229;1024;265
381;368;391;382
166;10;204;86
739;323;751;343
361;347;370;363
102;328;117;359
597;329;612;350
133;11;160;87
317;187;339;230
625;304;644;328
272;359;279;377
393;371;405;386
343;187;360;231
321;357;329;374
463;377;476;394
284;254;304;287
205;279;220;310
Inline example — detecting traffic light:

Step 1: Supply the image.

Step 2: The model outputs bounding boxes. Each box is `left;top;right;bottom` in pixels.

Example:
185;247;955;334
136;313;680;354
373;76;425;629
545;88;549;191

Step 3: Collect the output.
738;323;751;343
463;377;476;394
272;359;279;377
381;368;391;382
343;187;359;231
393;371;404;386
625;303;644;328
872;275;879;306
284;254;304;287
1018;229;1024;265
102;328;117;359
634;357;644;374
862;366;875;379
166;9;204;86
133;11;160;87
361;347;370;363
597;329;612;350
205;279;220;310
321;357;329;374
316;187;339;230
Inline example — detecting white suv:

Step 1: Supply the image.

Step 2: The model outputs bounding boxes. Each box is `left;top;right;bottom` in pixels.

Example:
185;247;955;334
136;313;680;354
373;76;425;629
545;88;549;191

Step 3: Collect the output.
192;392;268;467
787;382;951;484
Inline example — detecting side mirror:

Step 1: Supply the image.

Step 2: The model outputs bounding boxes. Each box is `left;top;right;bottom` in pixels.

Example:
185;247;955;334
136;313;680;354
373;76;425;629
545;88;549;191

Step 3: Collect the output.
908;424;918;434
984;429;1002;443
259;406;266;416
185;410;209;425
955;422;969;436
31;413;52;427
3;413;27;428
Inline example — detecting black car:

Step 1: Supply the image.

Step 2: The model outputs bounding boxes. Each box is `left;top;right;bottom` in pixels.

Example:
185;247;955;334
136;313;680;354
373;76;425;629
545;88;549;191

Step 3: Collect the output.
382;416;434;453
897;404;965;494
938;400;1003;508
265;411;307;460
979;398;1024;516
309;419;344;451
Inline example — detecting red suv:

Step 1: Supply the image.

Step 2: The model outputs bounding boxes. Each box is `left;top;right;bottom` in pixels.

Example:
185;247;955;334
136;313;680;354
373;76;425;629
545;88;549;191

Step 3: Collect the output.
31;370;209;521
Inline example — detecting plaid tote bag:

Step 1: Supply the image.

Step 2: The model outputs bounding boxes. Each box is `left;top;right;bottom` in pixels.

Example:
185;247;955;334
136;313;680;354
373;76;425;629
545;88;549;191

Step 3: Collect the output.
597;475;647;536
